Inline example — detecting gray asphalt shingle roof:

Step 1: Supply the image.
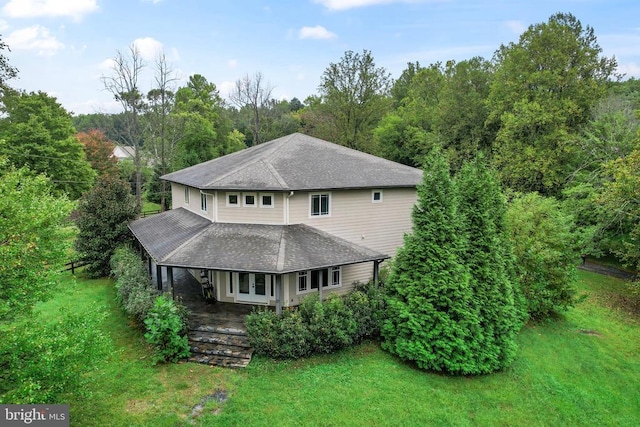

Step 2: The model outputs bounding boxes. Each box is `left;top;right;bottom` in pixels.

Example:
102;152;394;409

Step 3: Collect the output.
161;133;423;191
129;208;388;273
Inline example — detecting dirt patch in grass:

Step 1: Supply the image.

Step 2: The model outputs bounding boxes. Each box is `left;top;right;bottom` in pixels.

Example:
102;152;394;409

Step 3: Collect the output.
190;389;228;419
591;291;640;319
575;329;602;336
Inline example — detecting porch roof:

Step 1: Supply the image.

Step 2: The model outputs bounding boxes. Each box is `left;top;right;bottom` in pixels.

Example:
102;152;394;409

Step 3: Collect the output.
129;208;388;274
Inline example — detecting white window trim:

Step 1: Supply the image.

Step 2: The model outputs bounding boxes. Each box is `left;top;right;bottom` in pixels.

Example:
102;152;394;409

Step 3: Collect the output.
184;186;190;205
296;267;341;295
297;271;309;294
200;193;208;212
226;192;240;207
309;192;331;218
243;192;257;208
329;266;342;288
372;189;383;203
226;272;234;297
260;193;274;208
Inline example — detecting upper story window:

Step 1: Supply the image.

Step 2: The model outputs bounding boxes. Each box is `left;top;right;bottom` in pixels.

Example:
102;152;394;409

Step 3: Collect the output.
310;193;330;217
227;193;240;207
243;193;257;207
184;186;190;204
200;193;208;212
260;193;274;208
372;190;383;203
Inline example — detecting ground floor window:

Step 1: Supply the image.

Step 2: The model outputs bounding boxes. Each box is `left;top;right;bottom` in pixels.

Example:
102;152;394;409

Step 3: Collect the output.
297;267;341;294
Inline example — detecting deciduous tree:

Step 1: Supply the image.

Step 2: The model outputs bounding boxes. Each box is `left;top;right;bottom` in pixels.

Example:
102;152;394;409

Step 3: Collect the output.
487;13;618;195
505;192;579;319
316;50;391;153
0;160;74;323
102;45;146;209
229;72;274;145
0;90;95;199
77;129;118;178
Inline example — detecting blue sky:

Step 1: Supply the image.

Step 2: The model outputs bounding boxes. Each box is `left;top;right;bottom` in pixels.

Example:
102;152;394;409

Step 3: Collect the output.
1;0;638;114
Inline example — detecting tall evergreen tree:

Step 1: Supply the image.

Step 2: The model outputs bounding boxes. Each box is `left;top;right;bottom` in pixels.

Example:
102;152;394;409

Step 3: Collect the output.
381;149;480;374
456;160;524;372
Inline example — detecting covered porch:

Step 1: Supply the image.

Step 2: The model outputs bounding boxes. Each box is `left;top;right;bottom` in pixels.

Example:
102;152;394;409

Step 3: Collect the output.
130;208;389;314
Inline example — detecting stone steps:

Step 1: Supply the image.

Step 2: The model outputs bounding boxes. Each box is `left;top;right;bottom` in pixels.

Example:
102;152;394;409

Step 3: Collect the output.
187;322;253;368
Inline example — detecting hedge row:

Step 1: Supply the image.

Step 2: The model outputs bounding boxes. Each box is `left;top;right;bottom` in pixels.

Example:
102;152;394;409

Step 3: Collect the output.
245;282;385;359
110;246;190;364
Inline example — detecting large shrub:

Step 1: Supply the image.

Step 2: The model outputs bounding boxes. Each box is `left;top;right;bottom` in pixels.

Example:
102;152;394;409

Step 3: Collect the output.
110;246;156;322
246;285;383;359
245;309;310;359
506;192;579;320
0;307;111;403
299;294;356;354
144;295;191;364
75;175;139;278
110;247;190;363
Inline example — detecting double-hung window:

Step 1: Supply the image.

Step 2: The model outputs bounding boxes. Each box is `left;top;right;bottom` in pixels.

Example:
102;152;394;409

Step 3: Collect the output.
310;193;330;217
184;186;190;204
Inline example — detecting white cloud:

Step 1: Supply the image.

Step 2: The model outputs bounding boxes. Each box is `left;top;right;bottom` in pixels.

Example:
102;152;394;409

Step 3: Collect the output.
218;81;235;98
299;25;337;40
132;37;164;61
98;58;116;70
505;20;526;35
228;59;238;69
314;0;428;11
0;19;9;32
5;25;63;56
142;0;163;4
2;0;98;21
617;62;640;78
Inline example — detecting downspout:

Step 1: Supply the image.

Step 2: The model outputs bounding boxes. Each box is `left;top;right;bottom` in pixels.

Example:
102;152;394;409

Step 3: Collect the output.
285;191;294;225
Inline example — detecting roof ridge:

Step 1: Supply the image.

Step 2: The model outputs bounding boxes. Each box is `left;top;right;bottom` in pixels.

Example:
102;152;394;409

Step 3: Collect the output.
204;138;287;188
276;227;286;272
160;217;212;263
294;223;389;258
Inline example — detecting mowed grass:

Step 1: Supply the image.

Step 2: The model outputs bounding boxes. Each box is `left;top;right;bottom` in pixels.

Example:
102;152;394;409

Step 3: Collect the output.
32;270;640;426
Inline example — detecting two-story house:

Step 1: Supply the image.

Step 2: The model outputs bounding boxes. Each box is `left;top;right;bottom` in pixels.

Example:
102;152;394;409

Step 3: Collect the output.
129;133;422;313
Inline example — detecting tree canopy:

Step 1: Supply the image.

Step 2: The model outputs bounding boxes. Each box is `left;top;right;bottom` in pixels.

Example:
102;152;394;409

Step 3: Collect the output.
0;90;95;199
487;12;618;195
0;160;75;323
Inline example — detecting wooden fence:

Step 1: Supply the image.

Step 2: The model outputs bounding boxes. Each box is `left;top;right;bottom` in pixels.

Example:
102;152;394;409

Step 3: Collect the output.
63;259;90;274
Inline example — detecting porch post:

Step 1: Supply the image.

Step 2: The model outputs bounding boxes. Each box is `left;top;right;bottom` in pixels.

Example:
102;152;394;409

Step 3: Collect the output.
167;266;174;299
275;274;282;315
156;264;163;291
373;260;380;286
148;254;152;276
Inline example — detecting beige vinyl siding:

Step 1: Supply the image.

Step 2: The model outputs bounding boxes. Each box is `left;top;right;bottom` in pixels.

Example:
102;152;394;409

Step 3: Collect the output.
217;192;286;225
288;188;416;257
170;183;214;221
283;263;375;306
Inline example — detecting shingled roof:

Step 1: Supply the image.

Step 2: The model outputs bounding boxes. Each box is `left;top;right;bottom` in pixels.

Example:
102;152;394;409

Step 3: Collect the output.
129;208;388;273
161;133;422;191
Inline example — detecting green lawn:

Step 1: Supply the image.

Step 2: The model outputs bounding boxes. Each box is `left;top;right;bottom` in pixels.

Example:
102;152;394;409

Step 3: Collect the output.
33;270;640;426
